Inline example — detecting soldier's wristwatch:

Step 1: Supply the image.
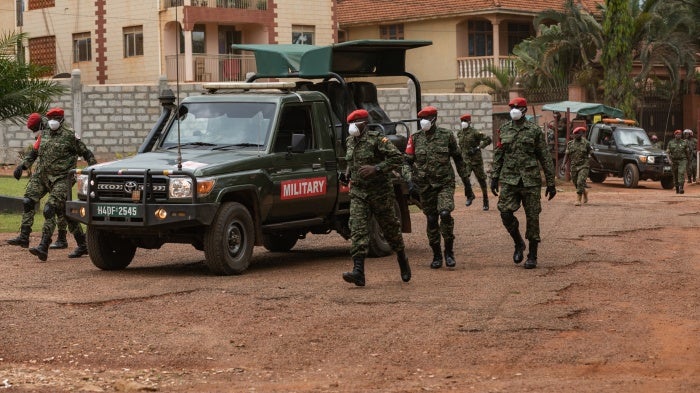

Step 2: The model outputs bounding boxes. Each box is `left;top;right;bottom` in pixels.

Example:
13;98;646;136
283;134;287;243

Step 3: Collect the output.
374;165;382;173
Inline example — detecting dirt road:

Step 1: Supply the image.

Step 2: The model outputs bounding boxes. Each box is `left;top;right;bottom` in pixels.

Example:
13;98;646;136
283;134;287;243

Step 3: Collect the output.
1;178;698;392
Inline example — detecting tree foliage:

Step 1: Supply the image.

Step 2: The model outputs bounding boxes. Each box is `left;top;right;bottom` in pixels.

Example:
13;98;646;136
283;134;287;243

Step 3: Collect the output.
601;0;635;116
0;31;67;124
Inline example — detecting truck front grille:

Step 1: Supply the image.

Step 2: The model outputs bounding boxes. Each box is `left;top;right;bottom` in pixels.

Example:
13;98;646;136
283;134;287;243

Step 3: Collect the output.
93;176;168;201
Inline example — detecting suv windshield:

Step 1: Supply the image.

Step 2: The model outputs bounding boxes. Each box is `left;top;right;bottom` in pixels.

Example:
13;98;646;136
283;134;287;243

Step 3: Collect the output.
615;128;652;146
160;102;275;149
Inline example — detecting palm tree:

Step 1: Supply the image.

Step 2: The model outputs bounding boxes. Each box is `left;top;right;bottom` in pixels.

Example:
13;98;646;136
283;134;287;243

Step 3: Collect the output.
0;31;67;123
469;65;517;103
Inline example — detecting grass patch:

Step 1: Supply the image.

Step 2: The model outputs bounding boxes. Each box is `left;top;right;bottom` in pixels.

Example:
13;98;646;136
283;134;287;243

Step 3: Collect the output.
1;175;47;233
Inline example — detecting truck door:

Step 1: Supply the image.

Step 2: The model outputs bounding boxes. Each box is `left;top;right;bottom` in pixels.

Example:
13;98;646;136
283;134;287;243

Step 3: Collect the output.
591;127;617;170
266;103;336;222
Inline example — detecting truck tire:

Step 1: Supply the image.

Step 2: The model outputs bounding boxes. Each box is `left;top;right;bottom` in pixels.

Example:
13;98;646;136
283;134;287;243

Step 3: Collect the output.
660;176;674;190
262;232;298;252
623;163;640;188
87;226;136;270
204;202;254;275
367;199;401;258
589;172;607;183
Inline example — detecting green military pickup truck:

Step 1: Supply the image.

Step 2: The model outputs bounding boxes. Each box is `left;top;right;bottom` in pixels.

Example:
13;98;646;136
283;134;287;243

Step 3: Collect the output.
66;40;431;275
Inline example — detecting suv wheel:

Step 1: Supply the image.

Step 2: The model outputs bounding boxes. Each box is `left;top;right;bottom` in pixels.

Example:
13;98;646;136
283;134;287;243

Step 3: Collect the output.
87;226;136;270
204;202;254;275
623;163;640;188
367;199;401;258
660;176;674;190
589;172;607;183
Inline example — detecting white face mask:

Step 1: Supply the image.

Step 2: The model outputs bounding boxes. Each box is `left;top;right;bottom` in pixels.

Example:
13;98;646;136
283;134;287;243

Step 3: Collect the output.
420;119;432;131
509;108;523;121
48;119;61;130
461;121;470;129
348;122;361;137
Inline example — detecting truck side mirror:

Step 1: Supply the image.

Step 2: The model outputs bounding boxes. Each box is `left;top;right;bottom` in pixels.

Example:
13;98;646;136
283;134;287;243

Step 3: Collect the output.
289;133;307;154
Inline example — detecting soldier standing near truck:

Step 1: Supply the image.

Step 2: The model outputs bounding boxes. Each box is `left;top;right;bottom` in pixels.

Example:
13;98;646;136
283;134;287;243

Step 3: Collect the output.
341;109;411;287
667;129;690;194
457;113;492;211
683;129;697;183
563;126;592;206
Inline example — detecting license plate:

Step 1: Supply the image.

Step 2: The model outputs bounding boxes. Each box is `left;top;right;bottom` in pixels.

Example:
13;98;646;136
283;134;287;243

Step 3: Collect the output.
94;203;141;218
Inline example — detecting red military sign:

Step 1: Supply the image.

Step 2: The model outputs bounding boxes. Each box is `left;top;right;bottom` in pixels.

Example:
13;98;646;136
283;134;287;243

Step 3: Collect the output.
281;177;327;200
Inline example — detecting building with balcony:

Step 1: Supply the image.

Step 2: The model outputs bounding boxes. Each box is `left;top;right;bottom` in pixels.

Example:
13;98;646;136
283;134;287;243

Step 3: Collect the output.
15;0;337;84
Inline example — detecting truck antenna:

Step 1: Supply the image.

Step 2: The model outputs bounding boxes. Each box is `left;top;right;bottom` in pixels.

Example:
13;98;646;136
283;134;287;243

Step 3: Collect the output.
175;6;182;171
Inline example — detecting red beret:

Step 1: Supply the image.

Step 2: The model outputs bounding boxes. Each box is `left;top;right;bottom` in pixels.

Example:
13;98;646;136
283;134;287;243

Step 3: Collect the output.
27;113;42;131
417;106;438;118
674;129;682;135
46;107;64;118
460;113;471;122
347;109;369;123
573;126;586;134
508;97;527;107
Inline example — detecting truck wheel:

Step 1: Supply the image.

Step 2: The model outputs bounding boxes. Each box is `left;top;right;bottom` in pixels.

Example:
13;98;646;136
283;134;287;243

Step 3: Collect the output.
204;202;254;275
589;172;607;183
87;226;136;270
367;200;401;258
661;176;674;190
263;233;298;252
623;163;640;188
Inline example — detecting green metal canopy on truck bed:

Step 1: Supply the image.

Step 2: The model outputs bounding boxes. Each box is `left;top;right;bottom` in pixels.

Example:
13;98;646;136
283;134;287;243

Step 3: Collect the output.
233;40;432;78
541;101;624;118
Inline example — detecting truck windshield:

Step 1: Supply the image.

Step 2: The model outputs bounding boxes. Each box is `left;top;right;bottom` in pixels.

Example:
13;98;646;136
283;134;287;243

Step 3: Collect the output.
615;128;652;146
160;102;275;149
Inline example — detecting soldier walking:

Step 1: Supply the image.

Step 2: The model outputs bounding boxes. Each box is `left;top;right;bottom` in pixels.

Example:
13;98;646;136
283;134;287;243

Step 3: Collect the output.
342;109;410;286
405;106;470;269
20;108;97;261
683;129;697;183
650;134;663;149
667;129;690;194
563;126;592;206
491;97;556;269
457;113;492;211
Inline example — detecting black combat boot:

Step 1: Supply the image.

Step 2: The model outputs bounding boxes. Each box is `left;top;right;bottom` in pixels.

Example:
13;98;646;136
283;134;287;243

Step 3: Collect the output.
430;243;443;269
509;229;526;264
68;231;88;258
29;233;52;262
465;186;476;207
679;184;685;194
524;240;538;269
342;258;365;287
676;185;680;194
482;194;489;211
49;229;68;249
397;250;411;282
7;225;31;248
444;238;456;268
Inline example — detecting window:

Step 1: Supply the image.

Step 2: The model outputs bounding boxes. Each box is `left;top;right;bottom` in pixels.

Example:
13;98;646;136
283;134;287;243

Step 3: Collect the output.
507;23;532;54
28;35;56;77
16;0;23;26
468;20;493;57
192;24;206;54
379;24;404;40
28;0;54;11
124;26;144;57
72;32;91;62
292;25;314;45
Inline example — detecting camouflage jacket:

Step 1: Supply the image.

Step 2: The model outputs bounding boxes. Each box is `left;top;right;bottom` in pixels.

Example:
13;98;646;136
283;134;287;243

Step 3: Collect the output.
457;126;492;163
565;138;592;170
667;139;690;162
685;137;697;155
408;126;468;188
345;130;402;197
493;119;555;187
26;125;97;181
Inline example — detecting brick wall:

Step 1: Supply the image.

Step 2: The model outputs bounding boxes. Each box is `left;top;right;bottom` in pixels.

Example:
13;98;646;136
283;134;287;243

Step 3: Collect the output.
0;73;494;172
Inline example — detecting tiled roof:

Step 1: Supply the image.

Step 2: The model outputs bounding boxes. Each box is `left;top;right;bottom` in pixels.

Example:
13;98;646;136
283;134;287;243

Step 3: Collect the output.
337;0;604;26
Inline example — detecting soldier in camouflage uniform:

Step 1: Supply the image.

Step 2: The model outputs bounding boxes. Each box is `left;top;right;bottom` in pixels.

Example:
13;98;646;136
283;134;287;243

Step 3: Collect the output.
341;109;410;286
406;106;470;269
491;97;556;269
18;108;97;262
666;129;690;194
8;114;72;250
457;113;492;211
650;134;663;150
563;126;592;206
683;129;697;183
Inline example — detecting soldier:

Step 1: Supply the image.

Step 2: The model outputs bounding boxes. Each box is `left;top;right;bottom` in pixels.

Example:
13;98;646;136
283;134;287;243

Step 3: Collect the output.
19;108;98;262
650;134;663;149
683;129;697;183
341;109;410;286
406;106;470;269
563;126;592;206
666;129;690;194
490;97;556;269
457;113;492;211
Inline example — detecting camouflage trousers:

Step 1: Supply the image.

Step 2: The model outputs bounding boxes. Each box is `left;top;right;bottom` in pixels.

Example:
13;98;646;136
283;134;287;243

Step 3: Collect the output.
687;157;697;181
672;160;687;187
26;174;81;238
571;165;590;195
465;158;488;190
21;175;69;233
349;189;404;258
419;183;455;245
497;183;542;242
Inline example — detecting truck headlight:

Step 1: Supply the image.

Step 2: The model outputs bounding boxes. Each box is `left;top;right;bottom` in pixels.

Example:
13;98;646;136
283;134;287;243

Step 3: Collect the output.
169;177;193;198
647;155;655;164
76;174;89;197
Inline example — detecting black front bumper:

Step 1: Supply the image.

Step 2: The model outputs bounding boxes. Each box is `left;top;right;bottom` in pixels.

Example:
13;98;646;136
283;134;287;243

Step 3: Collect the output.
66;200;219;228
